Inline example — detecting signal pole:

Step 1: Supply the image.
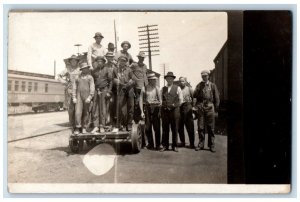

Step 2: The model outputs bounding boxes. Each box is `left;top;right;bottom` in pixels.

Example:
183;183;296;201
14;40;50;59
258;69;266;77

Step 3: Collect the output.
138;24;159;70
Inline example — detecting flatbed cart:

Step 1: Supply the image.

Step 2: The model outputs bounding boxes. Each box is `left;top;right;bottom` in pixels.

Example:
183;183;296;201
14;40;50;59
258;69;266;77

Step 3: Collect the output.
69;122;144;154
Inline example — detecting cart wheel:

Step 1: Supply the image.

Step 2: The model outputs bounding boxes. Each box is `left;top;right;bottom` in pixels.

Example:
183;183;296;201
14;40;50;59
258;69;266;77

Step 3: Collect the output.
69;137;84;153
131;123;142;153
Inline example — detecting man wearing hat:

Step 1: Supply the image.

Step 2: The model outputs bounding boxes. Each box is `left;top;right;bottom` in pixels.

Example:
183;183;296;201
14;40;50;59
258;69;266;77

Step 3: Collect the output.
87;32;106;69
193;70;220;152
160;72;183;152
112;55;135;132
114;41;134;65
130;51;149;123
139;73;162;150
107;42;116;52
177;77;195;149
57;55;81;131
72;62;95;135
90;56;114;134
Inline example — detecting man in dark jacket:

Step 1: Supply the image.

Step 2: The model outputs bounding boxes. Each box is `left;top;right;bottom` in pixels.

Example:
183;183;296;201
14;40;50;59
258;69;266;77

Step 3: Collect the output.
160;72;183;152
193;70;220;152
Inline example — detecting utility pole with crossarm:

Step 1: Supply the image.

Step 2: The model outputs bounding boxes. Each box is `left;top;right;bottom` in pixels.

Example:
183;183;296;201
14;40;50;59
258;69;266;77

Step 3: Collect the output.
138;24;160;70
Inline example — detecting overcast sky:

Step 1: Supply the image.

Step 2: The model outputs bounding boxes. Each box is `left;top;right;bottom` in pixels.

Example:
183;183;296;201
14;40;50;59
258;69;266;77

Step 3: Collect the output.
8;12;227;87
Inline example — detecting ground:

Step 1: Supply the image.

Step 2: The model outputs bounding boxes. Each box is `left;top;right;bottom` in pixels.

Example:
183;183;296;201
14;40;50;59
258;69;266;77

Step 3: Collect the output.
7;111;227;185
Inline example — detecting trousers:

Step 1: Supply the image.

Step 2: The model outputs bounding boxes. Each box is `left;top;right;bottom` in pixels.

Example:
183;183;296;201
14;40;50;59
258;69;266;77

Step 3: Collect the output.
92;87;110;127
145;105;161;148
66;93;76;128
75;93;91;129
197;103;215;147
161;107;180;148
115;88;134;128
178;102;195;146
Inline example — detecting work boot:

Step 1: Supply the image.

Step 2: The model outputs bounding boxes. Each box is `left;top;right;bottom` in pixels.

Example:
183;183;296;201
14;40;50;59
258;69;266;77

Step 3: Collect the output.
111;127;119;133
195;142;204;151
172;147;179;152
99;127;105;133
210;145;216;153
177;142;185;147
160;146;168;152
82;128;87;134
91;127;99;134
73;128;80;136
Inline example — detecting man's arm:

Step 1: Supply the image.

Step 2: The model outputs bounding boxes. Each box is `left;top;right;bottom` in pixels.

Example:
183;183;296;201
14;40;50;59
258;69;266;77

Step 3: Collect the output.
139;87;145;117
72;78;78;100
177;87;183;105
189;87;195;106
88;76;95;100
57;69;68;84
87;44;93;67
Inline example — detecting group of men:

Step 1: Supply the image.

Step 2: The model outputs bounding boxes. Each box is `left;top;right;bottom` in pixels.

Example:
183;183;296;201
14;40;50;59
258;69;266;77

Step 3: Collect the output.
58;32;220;153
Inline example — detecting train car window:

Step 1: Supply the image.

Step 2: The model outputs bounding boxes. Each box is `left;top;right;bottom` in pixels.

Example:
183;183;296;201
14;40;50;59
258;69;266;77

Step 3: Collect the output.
14;81;19;91
8;80;12;91
28;82;32;92
22;81;26;92
45;83;48;93
34;82;38;92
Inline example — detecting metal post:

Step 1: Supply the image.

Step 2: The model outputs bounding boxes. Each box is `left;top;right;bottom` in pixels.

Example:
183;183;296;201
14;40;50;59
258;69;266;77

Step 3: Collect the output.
114;19;118;53
147;25;152;70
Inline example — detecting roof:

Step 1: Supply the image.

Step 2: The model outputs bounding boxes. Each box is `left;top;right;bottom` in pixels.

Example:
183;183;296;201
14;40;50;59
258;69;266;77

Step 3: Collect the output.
8;70;55;79
8;70;59;83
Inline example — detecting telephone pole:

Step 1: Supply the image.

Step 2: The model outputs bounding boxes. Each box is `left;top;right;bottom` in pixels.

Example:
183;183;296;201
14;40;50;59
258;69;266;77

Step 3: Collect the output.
138;24;159;70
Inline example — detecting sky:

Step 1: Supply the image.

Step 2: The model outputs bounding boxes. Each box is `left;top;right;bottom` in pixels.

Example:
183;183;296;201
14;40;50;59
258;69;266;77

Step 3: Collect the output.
8;12;227;88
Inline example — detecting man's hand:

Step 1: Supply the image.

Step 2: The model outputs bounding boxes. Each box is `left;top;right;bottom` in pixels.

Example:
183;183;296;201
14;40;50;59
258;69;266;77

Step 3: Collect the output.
141;112;145;119
106;92;111;98
85;97;91;103
72;98;77;104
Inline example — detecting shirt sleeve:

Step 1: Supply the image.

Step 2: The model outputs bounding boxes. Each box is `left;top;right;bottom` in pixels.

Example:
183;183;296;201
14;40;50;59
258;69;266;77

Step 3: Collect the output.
177;87;183;105
156;86;162;103
57;69;67;84
89;76;95;97
72;78;77;99
87;45;93;67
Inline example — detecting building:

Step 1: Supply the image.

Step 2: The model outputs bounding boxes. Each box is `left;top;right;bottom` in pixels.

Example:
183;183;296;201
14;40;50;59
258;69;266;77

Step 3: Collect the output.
210;41;228;103
8;70;65;114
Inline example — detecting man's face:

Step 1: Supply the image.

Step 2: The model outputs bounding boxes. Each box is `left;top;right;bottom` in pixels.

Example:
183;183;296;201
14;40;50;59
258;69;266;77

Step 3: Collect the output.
149;79;156;86
165;77;174;85
179;78;186;87
122;44;129;51
106;56;114;63
81;68;90;74
138;57;144;63
202;75;209;82
97;60;105;67
118;59;127;67
95;36;103;44
70;59;78;67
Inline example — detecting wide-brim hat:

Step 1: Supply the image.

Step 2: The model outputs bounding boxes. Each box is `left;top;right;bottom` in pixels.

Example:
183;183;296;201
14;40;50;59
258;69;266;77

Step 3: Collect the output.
201;70;210;76
147;73;157;80
79;62;90;70
137;51;146;58
105;51;115;57
118;55;128;62
95;56;106;62
94;32;104;38
164;71;176;79
121;41;131;49
68;55;80;62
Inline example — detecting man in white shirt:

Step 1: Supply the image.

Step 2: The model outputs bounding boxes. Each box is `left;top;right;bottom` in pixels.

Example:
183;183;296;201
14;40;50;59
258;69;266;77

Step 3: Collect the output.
87;32;106;68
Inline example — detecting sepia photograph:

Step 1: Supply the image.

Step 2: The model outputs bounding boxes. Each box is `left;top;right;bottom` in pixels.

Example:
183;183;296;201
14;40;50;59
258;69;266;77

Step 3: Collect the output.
5;10;292;194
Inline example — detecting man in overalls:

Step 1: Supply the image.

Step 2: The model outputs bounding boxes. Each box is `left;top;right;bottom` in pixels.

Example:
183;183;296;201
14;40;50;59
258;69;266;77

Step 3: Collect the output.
72;63;95;135
193;70;220;152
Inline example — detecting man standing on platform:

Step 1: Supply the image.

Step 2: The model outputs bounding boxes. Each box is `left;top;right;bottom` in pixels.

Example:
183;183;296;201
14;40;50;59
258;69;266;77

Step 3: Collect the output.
87;32;106;69
114;41;134;65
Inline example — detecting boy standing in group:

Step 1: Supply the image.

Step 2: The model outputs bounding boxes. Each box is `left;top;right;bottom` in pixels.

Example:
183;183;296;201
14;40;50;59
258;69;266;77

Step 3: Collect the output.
73;63;95;135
